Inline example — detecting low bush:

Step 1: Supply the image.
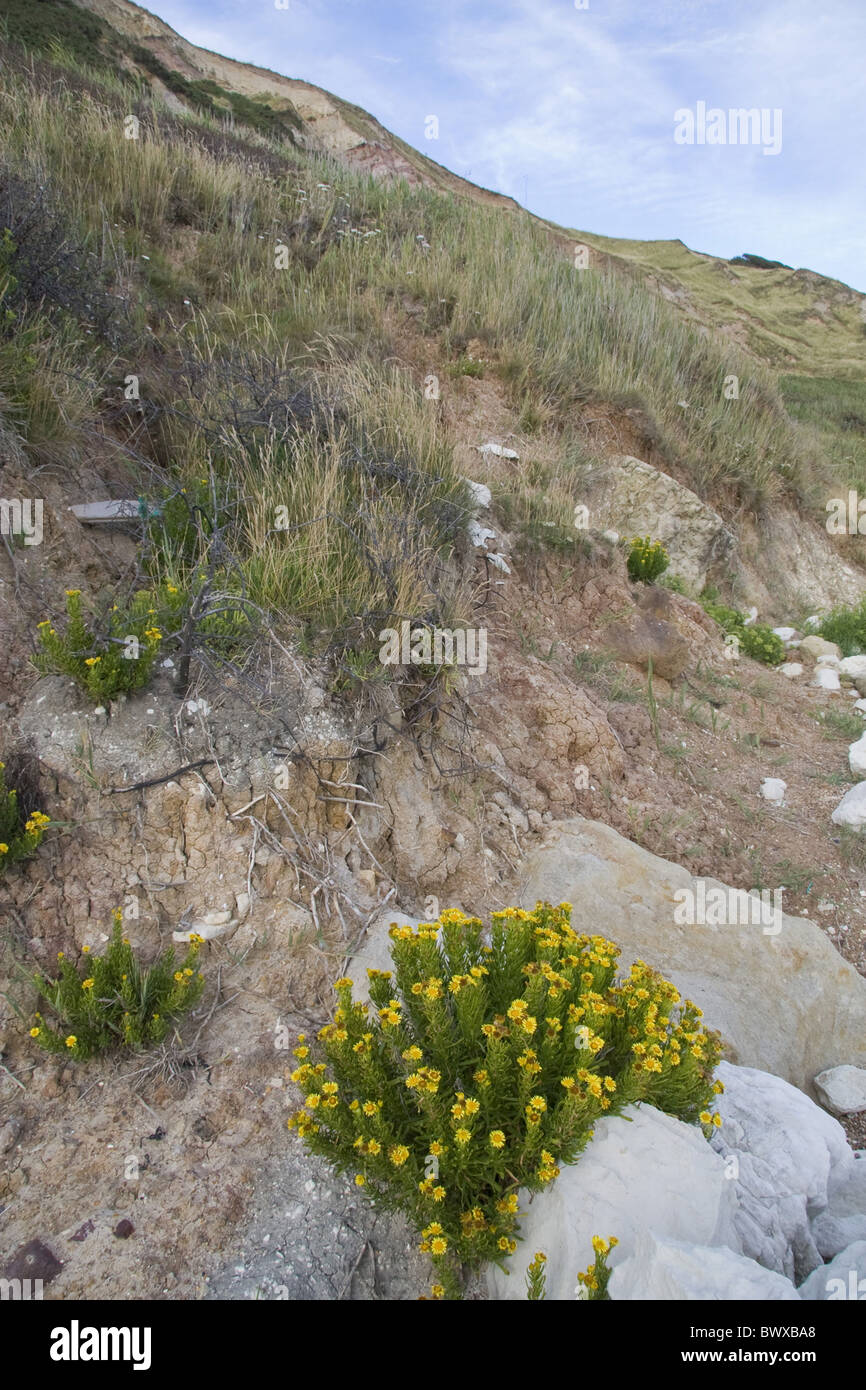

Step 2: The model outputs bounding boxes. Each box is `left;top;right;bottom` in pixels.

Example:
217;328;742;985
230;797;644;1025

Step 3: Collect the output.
818;597;866;658
36;589;163;702
288;902;723;1297
0;759;49;875
30;911;206;1060
627;536;669;584
700;598;785;666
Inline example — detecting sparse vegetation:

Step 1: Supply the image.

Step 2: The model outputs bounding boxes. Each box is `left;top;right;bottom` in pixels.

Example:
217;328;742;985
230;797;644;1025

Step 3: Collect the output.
0;761;50;875
30;911;206;1060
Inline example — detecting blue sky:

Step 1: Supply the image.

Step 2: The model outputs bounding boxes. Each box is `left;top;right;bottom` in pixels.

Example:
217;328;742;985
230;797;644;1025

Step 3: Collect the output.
148;0;865;291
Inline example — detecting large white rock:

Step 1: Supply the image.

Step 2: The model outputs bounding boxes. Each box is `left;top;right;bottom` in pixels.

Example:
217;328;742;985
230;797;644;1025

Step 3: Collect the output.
773;628;798;643
840;655;866;678
814;667;841;692
814;1065;866;1115
486;1103;737;1301
798;1240;866;1300
520;817;866;1089
810;1156;866;1258
580;454;734;591
710;1062;853;1280
850;735;866;778
831;782;866;830
780;663;804;679
609;1230;800;1301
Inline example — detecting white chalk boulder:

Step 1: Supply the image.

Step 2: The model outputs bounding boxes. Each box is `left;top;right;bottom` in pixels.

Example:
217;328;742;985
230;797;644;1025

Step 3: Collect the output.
798;1240;866;1300
710;1061;854;1281
831;782;866;830
815;1065;866;1116
609;1231;800;1301
486;1103;737;1301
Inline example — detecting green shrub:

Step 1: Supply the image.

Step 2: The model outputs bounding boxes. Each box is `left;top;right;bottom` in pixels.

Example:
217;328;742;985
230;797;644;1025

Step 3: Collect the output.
30;911;205;1060
288;902;723;1298
700;599;784;666
818;598;866;657
36;588;162;702
0;760;50;874
627;536;669;584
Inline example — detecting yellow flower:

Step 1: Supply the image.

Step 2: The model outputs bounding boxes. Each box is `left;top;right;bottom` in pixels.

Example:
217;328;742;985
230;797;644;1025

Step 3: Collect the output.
712;1113;723;1128
65;1035;77;1048
402;1045;423;1062
174;971;184;983
454;1127;471;1146
84;657;101;666
699;1110;712;1124
432;1186;446;1202
65;589;80;596
429;1140;444;1156
82;978;94;990
464;1098;480;1116
362;1100;381;1116
367;1139;381;1156
305;1093;321;1109
333;976;353;990
322;1081;339;1095
431;1284;445;1300
489;1130;506;1149
0;844;7;855
389;1145;410;1167
29;1026;40;1037
430;1237;447;1256
354;1174;366;1186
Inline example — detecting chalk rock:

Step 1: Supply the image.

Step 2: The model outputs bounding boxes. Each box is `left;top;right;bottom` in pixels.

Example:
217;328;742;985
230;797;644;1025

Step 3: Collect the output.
486;1102;737;1300
801;636;842;662
850;734;866;778
760;778;786;805
814;667;841;692
710;1061;853;1280
831;782;866;830
464;479;492;510
609;1231;800;1301
780;663;804;678
520;817;866;1089
814;1065;866;1115
810;1156;866;1258
798;1241;866;1300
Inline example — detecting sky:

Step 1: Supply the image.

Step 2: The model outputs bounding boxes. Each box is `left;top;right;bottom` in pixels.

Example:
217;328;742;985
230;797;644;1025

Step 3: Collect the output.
145;0;865;292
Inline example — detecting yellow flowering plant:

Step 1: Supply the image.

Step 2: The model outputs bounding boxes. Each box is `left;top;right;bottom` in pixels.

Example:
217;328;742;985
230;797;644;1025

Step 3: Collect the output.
35;588;165;703
627;536;669;585
30;910;205;1060
0;760;50;876
288;902;722;1296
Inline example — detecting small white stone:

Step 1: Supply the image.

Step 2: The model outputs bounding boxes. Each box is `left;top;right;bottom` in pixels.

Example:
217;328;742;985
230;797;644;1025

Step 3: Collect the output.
814;667;841;692
773;627;797;642
779;663;804;679
814;1065;866;1115
850;732;866;778
760;778;787;806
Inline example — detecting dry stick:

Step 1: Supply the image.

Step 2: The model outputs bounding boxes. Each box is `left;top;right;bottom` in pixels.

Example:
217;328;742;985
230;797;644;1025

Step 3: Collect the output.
106;759;215;795
338;1240;371;1300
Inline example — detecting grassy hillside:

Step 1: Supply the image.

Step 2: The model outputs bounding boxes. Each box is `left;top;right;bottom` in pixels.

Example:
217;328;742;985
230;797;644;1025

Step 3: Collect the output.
0;3;863;695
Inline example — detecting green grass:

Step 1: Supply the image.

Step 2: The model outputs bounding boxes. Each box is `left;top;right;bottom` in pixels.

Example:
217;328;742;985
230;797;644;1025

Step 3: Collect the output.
0;14;862;682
